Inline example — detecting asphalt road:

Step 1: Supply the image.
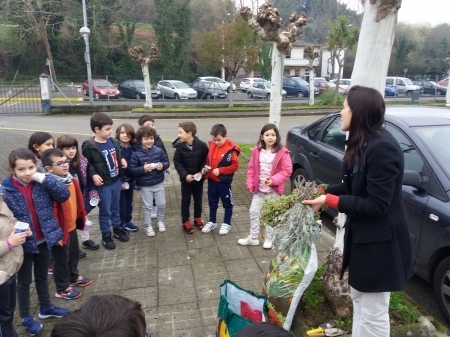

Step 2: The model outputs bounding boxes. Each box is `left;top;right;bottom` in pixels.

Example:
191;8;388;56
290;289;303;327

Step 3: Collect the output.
0;114;447;329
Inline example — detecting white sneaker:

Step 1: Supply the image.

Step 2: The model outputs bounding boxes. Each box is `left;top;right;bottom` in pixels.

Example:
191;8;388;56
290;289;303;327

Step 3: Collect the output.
237;236;260;246
202;222;217;233
157;221;166;232
219;223;231;235
145;226;155;237
263;239;273;249
151;209;157;219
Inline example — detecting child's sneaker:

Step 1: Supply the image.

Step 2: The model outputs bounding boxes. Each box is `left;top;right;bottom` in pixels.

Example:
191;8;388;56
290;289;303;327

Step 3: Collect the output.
237;236;260;246
70;275;92;287
82;239;99;250
125;221;139;231
55;287;81;300
193;218;204;230
219;223;231;235
48;267;53;275
79;250;86;259
157;221;166;232
102;232;116;250
183;220;194;234
21;315;43;336
202;222;217;233
38;304;69;319
113;226;129;242
263;239;273;249
145;226;155;237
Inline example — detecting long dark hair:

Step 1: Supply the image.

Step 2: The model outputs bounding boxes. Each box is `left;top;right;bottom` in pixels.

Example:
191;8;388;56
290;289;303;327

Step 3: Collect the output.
345;86;385;167
257;123;283;153
56;135;80;168
28;132;54;157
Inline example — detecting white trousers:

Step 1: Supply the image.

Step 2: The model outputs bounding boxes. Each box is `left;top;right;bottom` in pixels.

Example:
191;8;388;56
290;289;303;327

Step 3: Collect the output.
249;191;280;238
351;287;391;337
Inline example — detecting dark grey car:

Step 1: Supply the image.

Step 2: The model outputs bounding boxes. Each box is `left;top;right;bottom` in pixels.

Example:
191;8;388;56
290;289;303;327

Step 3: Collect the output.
287;107;450;322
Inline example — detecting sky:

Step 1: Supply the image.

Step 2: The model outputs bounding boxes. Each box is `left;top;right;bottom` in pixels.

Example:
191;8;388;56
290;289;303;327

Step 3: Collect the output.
342;0;450;26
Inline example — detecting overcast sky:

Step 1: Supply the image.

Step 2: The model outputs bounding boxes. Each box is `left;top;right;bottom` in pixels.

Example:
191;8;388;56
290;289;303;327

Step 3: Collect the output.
342;0;449;26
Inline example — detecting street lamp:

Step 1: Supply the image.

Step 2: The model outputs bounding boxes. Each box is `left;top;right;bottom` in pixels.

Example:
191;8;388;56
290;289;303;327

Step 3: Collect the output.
79;26;93;105
403;68;408;78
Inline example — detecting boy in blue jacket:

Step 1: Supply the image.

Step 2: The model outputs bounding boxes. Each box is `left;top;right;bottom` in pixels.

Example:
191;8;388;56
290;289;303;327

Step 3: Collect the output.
129;126;169;237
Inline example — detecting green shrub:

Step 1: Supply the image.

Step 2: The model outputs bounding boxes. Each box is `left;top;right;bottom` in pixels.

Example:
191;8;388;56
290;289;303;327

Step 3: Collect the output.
237;143;252;158
318;90;345;106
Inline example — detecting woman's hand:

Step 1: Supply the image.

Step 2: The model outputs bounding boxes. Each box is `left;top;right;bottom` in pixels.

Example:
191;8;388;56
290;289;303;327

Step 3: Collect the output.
8;231;28;247
302;195;326;212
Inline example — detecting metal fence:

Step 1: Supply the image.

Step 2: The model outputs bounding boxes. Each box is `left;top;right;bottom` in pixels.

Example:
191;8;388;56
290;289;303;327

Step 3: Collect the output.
0;81;42;114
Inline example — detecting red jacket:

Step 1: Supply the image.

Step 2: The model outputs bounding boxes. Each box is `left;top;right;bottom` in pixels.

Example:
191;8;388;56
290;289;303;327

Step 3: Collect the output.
205;139;240;184
52;178;87;245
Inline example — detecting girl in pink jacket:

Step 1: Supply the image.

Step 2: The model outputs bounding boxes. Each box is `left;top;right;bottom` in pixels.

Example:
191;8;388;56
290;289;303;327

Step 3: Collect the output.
238;123;292;249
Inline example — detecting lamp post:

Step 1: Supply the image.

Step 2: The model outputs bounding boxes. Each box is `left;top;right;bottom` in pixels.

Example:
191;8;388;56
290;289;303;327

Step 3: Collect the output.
80;0;93;105
403;68;408;78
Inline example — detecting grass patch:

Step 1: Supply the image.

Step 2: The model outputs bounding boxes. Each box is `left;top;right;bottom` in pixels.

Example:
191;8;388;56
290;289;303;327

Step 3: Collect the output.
237;143;253;158
389;292;420;324
318;90;345;106
302;264;325;311
135;22;154;30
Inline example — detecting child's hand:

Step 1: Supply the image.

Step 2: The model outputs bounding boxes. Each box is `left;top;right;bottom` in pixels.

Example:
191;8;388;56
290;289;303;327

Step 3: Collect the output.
121;158;128;169
247;188;254;194
186;174;194;182
26;227;32;237
156;162;163;171
56;240;63;247
92;175;104;186
31;172;46;184
144;163;152;172
212;168;220;176
264;178;273;186
165;168;171;174
8;231;28;247
121;184;127;190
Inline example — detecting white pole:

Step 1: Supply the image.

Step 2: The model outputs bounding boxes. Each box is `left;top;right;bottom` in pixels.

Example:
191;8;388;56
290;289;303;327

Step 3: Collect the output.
269;42;285;128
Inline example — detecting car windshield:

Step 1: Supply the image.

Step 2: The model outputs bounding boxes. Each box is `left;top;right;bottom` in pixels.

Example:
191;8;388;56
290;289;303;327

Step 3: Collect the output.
404;78;414;85
296;79;308;86
202;82;221;89
414;125;450;178
95;81;112;87
265;83;271;89
429;81;437;86
172;82;190;89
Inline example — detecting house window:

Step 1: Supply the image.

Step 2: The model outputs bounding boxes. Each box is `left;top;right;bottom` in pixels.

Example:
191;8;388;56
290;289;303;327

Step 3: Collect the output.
286;51;291;59
295;70;300;76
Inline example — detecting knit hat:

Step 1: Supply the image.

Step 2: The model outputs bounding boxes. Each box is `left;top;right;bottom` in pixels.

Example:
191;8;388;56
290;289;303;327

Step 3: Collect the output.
235;322;292;337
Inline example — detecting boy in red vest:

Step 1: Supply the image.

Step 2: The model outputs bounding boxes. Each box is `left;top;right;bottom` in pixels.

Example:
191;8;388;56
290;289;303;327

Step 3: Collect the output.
201;124;240;235
42;149;92;300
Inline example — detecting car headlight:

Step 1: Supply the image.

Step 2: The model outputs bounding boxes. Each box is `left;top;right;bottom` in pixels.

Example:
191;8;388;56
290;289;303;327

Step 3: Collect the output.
141;92;146;94
181;92;186;95
100;91;106;94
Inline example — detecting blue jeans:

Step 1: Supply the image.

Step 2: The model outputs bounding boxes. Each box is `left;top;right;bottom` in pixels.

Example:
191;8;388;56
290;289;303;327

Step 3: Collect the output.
97;178;122;234
120;188;134;224
207;180;233;225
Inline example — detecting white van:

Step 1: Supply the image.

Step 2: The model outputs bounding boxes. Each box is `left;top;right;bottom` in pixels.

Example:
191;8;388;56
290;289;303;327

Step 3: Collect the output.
385;77;421;96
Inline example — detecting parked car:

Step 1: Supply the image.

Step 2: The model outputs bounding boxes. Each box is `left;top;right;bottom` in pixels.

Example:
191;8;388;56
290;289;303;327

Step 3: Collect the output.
117;80;161;99
191;80;227;100
385;77;422;96
287;107;450;322
330;78;351;89
239;78;269;92
384;86;398;96
437;79;448;88
414;80;447;95
196;77;236;92
314;81;347;94
282;77;318;98
246;82;287;99
157;80;197;99
82;78;120;99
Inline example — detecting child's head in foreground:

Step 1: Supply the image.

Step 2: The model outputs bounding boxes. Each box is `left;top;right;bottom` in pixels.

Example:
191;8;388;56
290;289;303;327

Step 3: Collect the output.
257;123;282;152
8;148;37;182
136;126;157;150
90;112;113;139
210;123;228;147
138;115;155;128
41;148;69;177
178;122;197;143
28;132;54;157
57;135;80;167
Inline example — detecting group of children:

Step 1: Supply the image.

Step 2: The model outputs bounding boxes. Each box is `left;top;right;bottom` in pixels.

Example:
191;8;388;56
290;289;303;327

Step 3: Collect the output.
0;112;293;336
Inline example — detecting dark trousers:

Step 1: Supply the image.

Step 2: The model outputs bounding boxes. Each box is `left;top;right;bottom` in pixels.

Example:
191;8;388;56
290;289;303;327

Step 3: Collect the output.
0;274;18;337
120;188;134;224
181;181;204;222
51;230;80;292
97;179;122;234
17;242;52;319
207;180;233;225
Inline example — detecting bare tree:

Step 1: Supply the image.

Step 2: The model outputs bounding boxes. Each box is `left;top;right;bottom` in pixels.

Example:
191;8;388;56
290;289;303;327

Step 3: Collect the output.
128;45;158;109
304;45;319;106
240;2;307;127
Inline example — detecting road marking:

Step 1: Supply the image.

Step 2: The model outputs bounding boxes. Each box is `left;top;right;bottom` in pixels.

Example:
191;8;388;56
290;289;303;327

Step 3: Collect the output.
0;127;91;136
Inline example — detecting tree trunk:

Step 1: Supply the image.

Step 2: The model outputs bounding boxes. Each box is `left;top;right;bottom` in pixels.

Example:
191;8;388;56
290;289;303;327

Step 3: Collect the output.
269;42;285;128
333;61;343;105
39;9;57;85
350;0;398;93
228;76;234;108
308;67;315;106
142;64;153;109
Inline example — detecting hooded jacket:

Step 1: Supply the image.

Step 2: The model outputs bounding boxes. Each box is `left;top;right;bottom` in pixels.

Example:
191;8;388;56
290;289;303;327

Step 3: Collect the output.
1;174;70;254
128;144;170;187
205;139;240;184
246;146;292;195
172;136;208;185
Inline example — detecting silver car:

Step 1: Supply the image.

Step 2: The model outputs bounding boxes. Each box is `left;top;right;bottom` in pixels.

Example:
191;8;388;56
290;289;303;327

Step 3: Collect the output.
157;80;197;99
246;83;287;99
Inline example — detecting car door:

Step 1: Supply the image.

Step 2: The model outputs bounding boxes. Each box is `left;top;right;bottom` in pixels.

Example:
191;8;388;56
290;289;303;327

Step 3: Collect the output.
385;123;429;261
128;81;137;97
253;83;263;97
119;81;129;97
422;81;434;94
395;79;406;94
282;79;294;96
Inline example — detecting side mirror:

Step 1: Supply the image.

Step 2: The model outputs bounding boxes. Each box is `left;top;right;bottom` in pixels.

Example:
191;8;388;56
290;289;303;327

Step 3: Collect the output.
403;170;427;190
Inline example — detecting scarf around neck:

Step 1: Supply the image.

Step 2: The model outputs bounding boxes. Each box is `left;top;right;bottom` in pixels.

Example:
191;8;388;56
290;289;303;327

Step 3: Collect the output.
52;172;73;185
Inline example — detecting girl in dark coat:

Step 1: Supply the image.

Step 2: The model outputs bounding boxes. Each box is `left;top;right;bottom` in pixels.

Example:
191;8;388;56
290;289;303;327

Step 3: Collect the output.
303;86;414;336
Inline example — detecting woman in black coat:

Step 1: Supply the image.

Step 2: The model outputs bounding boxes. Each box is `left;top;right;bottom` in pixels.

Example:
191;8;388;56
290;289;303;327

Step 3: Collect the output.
303;86;414;336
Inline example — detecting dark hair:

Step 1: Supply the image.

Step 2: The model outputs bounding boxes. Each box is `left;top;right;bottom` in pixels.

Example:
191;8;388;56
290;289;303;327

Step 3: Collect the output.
210;124;227;137
41;148;65;167
50;295;146;337
179;122;197;136
136;126;156;142
56;135;80;168
115;123;136;143
257;123;282;153
235;322;292;337
8;148;36;169
345;85;385;167
138;115;155;126
90;112;113;132
28;132;54;157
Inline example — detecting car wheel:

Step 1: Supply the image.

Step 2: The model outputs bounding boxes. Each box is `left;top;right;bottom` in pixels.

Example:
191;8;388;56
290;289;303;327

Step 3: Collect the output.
291;168;310;192
83;89;87;96
297;91;305;98
266;93;270;99
94;93;99;100
206;94;212;100
136;93;140;99
406;91;412;96
433;256;450;322
227;87;230;93
174;93;180;100
438;90;445;96
241;89;246;93
248;91;253;98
